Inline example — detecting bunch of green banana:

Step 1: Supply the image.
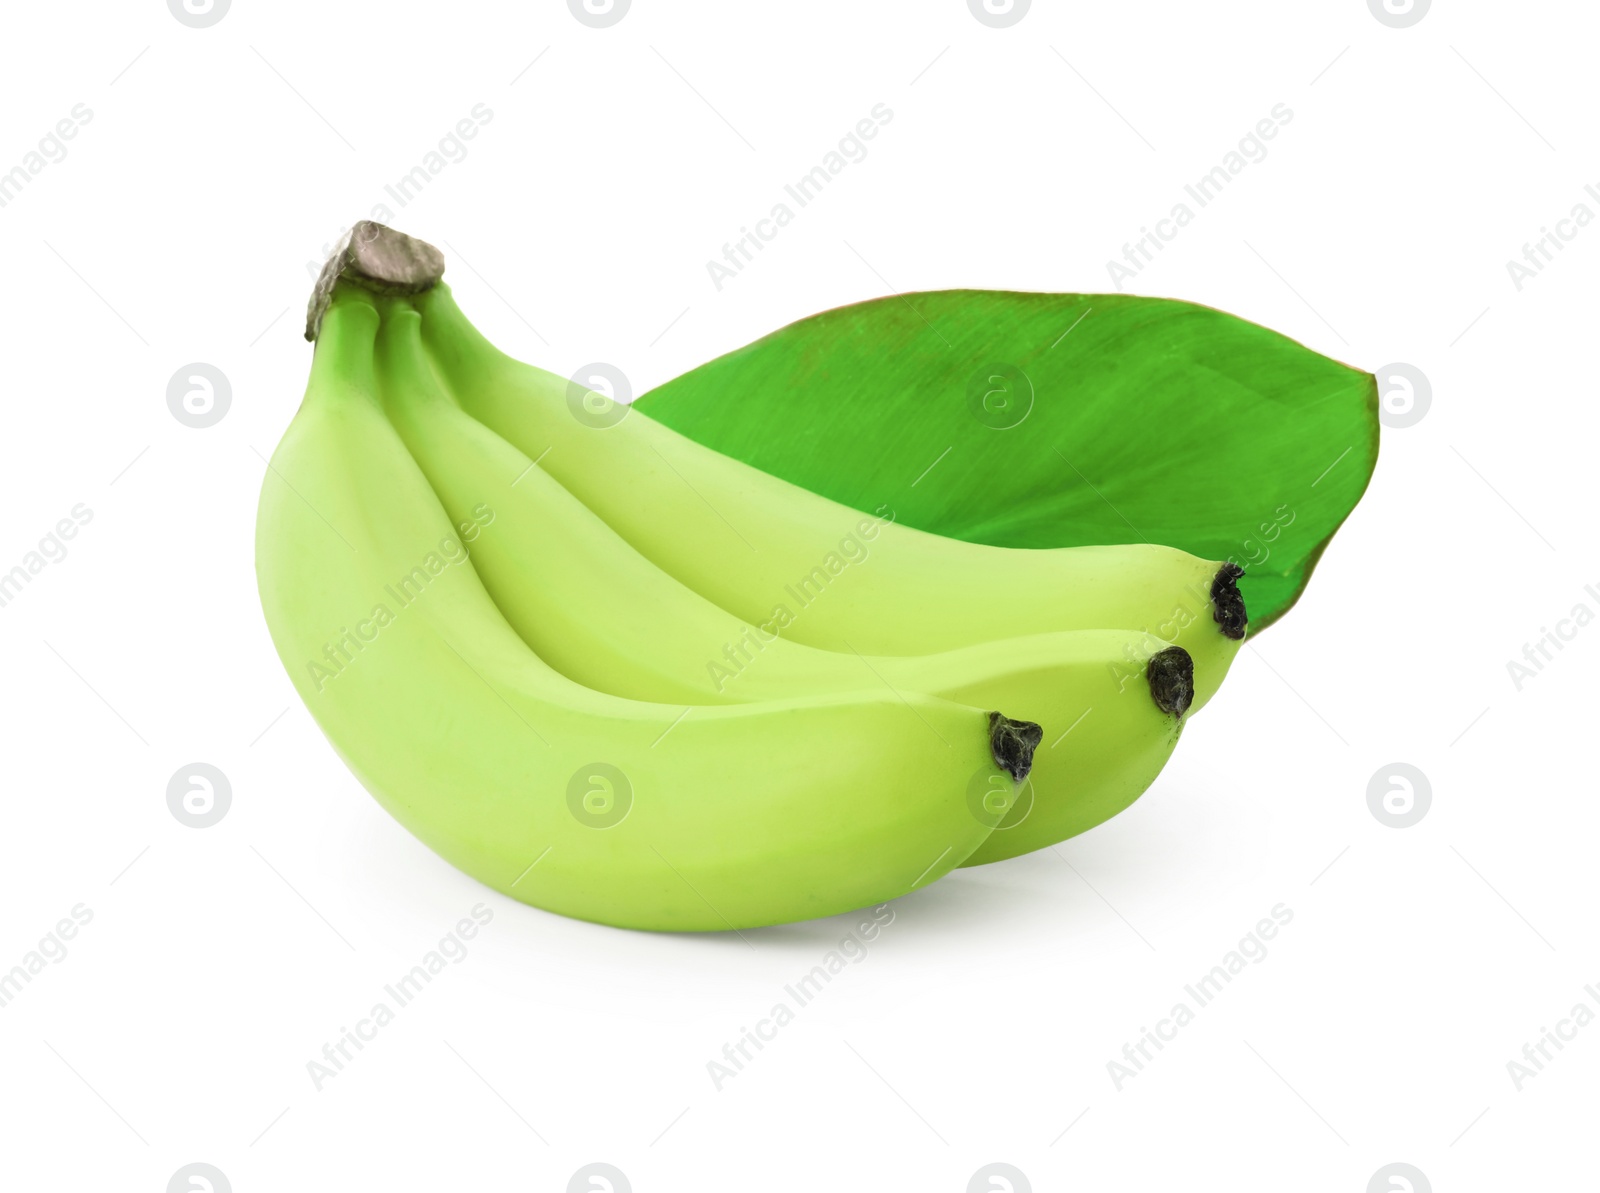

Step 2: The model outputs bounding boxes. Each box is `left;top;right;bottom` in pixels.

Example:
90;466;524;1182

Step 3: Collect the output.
256;222;1248;930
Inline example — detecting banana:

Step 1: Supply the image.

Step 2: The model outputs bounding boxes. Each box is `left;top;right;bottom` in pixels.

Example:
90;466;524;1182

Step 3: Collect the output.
368;289;1190;865
413;281;1248;711
258;281;1041;931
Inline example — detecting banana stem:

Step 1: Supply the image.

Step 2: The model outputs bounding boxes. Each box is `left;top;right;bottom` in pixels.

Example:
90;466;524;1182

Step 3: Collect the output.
306;221;445;341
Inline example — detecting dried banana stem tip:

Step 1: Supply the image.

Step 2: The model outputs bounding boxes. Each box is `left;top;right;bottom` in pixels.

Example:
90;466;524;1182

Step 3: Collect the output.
988;712;1044;782
1147;646;1195;718
1210;562;1248;641
306;220;446;341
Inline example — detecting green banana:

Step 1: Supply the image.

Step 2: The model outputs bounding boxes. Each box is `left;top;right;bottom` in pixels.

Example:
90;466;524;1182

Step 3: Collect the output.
368;289;1189;866
413;283;1248;712
258;284;1047;931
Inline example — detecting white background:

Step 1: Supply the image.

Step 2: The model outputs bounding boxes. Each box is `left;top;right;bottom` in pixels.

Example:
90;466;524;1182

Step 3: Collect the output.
0;1;1592;1190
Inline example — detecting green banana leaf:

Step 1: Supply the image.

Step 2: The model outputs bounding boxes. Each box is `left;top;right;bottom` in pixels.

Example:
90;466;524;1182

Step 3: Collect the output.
635;291;1379;632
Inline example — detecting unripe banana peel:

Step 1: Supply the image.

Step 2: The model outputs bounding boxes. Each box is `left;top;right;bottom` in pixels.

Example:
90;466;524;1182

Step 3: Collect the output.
256;222;1247;930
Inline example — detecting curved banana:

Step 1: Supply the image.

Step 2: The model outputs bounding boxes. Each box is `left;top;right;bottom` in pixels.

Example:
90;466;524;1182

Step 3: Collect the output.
413;283;1247;710
369;292;1190;865
257;287;1037;931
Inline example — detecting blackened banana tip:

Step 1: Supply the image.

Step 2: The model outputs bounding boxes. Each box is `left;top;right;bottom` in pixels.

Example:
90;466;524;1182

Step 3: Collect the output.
1147;646;1195;718
988;711;1044;783
1210;562;1248;641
